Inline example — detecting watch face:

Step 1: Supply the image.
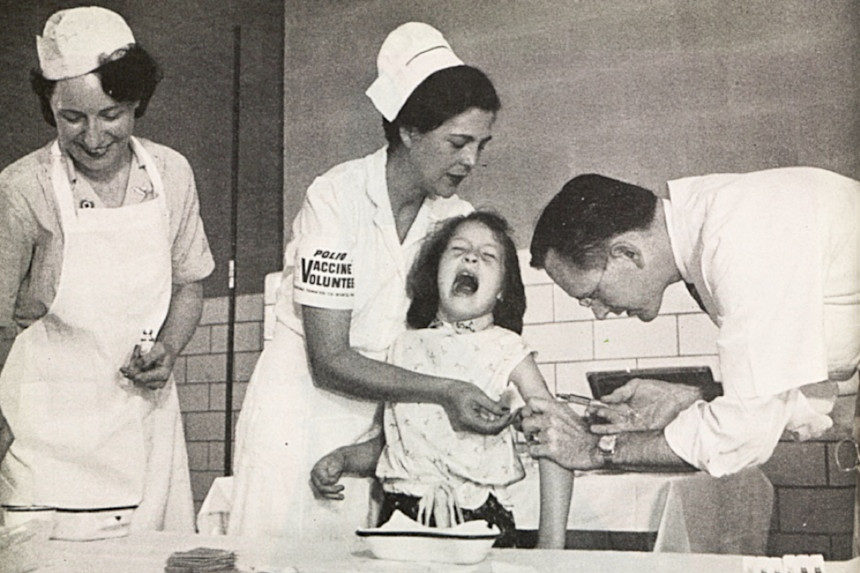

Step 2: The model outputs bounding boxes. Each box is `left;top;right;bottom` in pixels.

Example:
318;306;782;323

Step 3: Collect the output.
597;435;617;467
597;434;617;453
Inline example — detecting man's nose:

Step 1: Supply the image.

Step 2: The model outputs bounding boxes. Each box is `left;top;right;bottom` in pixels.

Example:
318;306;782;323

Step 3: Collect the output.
591;301;610;320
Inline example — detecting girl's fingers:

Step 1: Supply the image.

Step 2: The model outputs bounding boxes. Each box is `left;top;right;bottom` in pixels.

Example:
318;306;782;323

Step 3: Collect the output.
474;394;508;417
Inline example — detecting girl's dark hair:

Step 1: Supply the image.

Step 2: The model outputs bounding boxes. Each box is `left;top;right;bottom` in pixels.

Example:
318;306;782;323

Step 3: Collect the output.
383;65;500;147
30;44;162;127
407;211;526;334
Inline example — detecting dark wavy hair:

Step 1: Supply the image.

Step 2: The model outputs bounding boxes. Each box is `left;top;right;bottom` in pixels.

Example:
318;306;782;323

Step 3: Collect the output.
383;65;500;148
407;211;526;334
30;44;163;127
530;174;658;271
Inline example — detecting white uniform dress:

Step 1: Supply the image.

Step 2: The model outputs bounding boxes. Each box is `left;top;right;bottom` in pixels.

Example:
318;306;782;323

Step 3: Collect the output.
230;146;472;541
661;167;859;477
0;138;212;538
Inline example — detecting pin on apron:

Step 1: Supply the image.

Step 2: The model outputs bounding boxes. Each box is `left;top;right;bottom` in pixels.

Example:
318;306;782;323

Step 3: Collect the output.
0;138;193;538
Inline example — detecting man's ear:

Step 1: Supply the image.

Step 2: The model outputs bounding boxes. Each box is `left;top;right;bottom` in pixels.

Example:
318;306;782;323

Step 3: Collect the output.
608;238;645;269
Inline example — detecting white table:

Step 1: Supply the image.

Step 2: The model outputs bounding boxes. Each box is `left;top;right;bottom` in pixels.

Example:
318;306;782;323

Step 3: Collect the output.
26;531;859;573
198;463;773;555
508;461;773;553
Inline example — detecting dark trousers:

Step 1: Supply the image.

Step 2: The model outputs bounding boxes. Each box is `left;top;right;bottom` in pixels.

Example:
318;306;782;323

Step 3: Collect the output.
378;490;518;548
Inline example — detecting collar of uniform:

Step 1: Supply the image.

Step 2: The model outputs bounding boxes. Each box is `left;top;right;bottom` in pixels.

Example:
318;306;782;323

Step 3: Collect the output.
54;142;148;185
660;196;690;283
429;313;493;334
368;145;458;225
126;152;154;199
366;145;391;212
62;146;152;202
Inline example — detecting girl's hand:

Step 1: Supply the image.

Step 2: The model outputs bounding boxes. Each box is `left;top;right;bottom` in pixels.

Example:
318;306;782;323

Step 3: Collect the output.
310;449;347;500
441;380;513;434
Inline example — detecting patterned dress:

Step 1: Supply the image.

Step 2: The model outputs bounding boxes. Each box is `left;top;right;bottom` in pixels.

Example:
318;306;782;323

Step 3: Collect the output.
376;321;533;544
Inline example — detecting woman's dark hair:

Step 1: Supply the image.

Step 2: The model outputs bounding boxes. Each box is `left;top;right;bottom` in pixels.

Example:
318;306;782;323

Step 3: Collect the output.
529;174;658;271
407;210;526;334
383;65;500;147
30;44;162;127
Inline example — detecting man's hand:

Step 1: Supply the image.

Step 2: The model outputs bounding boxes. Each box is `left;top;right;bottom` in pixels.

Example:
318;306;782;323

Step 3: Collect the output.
587;378;702;434
520;397;602;470
441;380;514;435
310;449;347;500
120;342;177;390
0;406;13;463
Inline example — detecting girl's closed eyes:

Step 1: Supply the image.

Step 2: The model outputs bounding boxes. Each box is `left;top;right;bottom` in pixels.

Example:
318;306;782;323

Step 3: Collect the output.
436;220;506;325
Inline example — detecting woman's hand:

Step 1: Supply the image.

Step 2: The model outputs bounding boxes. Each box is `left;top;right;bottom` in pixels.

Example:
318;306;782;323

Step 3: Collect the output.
441;380;514;434
587;378;702;434
310;449;347;500
120;342;177;390
521;398;602;471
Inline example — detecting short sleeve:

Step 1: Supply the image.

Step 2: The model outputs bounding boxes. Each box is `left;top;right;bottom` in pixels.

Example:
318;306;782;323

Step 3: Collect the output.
288;177;357;310
704;189;828;397
0;174;38;334
167;154;215;284
488;329;534;402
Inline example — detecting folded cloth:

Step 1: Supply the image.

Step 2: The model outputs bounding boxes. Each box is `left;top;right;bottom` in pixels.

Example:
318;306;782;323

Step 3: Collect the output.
165;546;237;572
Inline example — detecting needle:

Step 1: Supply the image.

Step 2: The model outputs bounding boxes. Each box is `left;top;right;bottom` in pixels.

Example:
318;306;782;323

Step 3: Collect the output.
555;393;606;407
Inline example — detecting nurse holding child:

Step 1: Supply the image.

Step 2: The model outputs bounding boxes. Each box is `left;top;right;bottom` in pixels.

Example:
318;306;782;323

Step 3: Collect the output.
230;22;510;540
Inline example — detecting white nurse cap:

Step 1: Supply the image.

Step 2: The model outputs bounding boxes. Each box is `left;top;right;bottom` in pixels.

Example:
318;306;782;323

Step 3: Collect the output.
36;6;135;81
366;22;464;121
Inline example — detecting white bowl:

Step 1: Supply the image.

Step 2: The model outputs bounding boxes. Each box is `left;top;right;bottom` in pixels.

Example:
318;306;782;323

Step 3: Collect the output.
357;511;499;565
0;518;54;572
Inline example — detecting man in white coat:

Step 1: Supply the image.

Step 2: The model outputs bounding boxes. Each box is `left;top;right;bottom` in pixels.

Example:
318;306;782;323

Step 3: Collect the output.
522;168;858;479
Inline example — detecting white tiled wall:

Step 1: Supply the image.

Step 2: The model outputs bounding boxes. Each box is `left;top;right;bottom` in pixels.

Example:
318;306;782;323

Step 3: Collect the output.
261;249;722;392
263;271;282;344
514;250;721;394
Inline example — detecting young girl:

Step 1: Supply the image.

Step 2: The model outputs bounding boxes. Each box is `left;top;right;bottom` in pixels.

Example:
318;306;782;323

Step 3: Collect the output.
311;211;573;548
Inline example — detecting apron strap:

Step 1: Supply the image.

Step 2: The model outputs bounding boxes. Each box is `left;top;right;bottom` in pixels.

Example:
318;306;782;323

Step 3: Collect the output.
49;140;78;230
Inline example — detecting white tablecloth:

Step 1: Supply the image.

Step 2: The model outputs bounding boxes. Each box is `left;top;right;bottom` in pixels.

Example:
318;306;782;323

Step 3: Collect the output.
24;531;859;573
197;463;773;555
508;461;773;553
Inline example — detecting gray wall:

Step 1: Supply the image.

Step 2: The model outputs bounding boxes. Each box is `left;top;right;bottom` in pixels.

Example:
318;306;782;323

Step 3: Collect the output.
0;1;284;297
283;0;857;247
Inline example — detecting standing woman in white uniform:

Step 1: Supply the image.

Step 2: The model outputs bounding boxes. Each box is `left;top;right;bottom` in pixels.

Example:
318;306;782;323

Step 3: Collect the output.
230;22;511;541
0;7;214;538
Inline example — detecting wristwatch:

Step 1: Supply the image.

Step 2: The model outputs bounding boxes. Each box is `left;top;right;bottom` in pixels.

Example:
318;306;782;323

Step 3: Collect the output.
597;434;618;467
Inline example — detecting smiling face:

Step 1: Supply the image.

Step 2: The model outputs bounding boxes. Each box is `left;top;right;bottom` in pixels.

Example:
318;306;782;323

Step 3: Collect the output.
50;73;137;178
544;248;666;322
403;107;495;198
436;219;506;324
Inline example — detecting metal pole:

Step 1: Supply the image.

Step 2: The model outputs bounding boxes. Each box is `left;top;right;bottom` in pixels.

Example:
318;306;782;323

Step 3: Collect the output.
224;24;241;476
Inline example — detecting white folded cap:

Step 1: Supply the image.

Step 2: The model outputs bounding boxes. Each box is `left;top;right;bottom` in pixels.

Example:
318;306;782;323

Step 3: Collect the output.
36;6;135;81
366;22;464;121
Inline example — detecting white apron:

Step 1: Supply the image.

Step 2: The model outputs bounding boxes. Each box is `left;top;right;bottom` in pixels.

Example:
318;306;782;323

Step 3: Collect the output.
0;138;194;538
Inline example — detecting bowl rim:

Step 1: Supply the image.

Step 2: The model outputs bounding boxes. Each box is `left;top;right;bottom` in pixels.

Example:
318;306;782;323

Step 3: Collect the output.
356;528;498;540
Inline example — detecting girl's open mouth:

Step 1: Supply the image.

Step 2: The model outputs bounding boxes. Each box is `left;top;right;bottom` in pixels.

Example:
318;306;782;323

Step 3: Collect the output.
452;271;478;295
